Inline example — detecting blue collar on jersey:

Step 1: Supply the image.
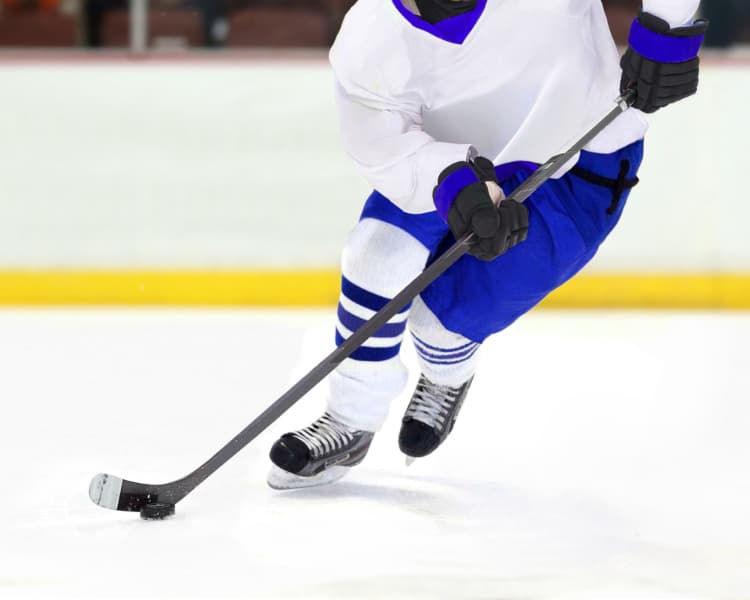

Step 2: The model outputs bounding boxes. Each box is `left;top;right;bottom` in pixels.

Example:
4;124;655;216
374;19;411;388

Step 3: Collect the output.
391;0;487;44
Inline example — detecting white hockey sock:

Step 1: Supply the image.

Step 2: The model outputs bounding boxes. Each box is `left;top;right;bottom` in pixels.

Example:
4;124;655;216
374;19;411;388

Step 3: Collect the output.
408;296;481;387
327;218;430;432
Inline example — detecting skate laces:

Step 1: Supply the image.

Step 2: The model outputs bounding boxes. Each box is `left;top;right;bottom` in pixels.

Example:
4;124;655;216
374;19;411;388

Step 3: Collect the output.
405;377;462;431
292;413;358;459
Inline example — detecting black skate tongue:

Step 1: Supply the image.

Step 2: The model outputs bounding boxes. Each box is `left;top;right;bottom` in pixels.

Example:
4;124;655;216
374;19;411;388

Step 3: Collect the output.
269;435;311;475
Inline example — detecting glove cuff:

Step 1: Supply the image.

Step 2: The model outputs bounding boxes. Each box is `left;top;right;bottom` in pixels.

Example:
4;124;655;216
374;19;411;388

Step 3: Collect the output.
434;163;480;222
628;11;708;64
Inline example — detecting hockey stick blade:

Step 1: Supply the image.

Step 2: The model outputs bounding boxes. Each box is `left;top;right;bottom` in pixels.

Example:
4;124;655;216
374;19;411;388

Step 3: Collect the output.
89;473;176;512
89;93;634;515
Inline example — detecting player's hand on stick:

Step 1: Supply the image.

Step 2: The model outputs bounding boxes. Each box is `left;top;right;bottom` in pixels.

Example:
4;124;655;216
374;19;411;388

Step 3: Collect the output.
433;156;528;261
620;11;708;113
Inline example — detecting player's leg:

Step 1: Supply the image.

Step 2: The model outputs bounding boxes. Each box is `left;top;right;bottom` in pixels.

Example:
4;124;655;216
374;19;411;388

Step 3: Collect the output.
401;140;645;460
398;296;481;458
268;195;447;488
323;218;431;432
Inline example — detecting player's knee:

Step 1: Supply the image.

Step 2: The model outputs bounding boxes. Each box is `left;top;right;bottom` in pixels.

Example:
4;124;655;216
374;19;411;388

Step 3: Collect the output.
341;219;429;297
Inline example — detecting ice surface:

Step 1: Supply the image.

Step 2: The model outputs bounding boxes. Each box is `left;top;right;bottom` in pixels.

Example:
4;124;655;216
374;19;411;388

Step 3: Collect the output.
0;309;748;599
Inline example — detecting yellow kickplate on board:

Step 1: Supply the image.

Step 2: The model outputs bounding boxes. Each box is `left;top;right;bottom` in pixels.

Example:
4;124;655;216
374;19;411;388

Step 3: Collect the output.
0;271;748;309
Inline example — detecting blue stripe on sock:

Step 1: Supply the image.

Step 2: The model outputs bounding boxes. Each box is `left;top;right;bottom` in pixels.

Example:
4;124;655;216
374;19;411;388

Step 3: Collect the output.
337;304;406;338
335;330;402;362
414;343;478;362
418;345;480;365
341;276;411;314
412;333;476;355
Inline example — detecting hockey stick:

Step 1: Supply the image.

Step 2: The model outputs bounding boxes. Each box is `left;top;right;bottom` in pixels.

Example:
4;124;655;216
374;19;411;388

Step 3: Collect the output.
89;92;635;518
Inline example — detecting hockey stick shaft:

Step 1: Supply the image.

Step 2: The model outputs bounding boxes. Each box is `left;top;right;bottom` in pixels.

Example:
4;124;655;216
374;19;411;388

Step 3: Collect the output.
508;93;634;204
178;93;636;499
181;232;474;499
91;93;635;510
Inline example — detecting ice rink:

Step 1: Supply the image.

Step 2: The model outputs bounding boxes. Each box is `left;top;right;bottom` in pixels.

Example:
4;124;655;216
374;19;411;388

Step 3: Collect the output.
1;308;748;599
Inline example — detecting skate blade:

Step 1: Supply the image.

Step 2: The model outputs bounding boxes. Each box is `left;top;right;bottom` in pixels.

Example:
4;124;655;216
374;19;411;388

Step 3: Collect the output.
266;465;350;490
405;456;416;467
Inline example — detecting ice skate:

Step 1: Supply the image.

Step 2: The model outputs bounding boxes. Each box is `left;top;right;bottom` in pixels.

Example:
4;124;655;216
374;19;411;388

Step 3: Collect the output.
267;412;374;490
399;374;473;459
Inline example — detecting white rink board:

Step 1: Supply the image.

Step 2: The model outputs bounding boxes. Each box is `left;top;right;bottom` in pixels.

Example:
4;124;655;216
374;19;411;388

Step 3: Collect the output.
0;309;749;599
0;58;749;271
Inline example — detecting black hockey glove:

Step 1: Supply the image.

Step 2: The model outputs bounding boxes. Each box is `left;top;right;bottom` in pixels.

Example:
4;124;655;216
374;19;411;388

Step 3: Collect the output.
433;156;528;262
620;11;708;114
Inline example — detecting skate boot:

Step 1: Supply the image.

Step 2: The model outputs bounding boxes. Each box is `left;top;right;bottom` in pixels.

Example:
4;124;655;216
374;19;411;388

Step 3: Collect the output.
267;412;374;490
399;374;474;459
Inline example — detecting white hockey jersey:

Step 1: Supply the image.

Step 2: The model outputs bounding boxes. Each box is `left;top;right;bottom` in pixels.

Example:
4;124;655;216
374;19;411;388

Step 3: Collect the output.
329;0;696;214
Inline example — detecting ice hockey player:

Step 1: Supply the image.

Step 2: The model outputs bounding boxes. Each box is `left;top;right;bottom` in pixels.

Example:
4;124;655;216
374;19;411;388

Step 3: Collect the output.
267;0;707;489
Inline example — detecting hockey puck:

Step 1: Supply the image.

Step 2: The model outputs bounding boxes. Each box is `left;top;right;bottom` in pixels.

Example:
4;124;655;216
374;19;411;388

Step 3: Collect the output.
140;503;175;521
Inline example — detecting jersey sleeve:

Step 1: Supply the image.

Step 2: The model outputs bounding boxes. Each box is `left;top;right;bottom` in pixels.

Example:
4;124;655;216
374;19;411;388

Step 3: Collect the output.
641;0;701;26
329;4;473;214
333;82;473;214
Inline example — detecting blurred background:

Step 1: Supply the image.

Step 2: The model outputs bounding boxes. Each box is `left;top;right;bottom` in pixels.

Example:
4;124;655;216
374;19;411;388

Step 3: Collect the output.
0;0;749;50
0;0;748;307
